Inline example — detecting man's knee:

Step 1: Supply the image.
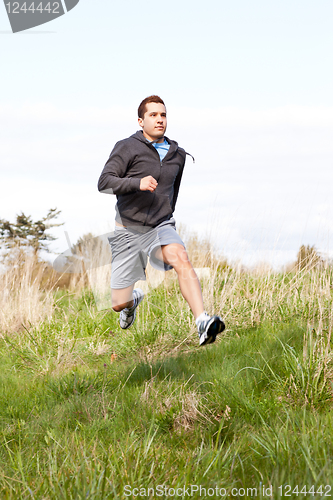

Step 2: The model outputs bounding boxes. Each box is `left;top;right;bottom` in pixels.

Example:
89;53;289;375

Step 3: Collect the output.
162;244;189;267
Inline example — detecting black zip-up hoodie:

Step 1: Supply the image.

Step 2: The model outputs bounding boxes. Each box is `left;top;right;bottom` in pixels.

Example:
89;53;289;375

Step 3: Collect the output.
98;130;190;228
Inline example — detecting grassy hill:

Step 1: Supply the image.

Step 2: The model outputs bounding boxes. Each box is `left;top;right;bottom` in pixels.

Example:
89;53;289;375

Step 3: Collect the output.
0;247;333;498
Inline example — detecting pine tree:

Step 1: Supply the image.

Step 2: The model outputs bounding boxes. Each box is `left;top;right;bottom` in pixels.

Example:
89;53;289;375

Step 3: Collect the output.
0;208;64;257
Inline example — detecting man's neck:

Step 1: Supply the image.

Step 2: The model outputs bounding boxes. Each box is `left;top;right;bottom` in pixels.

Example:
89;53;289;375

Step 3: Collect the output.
142;131;164;143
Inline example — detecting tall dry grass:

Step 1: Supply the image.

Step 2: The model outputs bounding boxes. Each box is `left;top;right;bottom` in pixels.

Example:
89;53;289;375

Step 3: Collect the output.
0;248;87;335
176;226;332;333
155;231;333;358
1;228;332;342
0;250;54;334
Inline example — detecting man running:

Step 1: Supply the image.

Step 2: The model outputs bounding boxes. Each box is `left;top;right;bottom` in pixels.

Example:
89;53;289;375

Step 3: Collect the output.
98;95;225;345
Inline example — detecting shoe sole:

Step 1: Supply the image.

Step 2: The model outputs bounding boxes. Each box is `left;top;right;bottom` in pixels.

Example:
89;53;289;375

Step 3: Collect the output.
200;316;225;346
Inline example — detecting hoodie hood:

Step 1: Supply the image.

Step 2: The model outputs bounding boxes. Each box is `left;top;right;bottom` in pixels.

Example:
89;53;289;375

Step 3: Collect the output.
132;130;194;162
132;130;179;155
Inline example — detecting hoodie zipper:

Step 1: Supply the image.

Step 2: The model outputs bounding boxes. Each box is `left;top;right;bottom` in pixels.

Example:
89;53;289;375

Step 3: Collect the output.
143;143;163;226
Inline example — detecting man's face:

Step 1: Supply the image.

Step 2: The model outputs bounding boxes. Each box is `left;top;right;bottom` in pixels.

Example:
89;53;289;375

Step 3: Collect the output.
138;102;167;142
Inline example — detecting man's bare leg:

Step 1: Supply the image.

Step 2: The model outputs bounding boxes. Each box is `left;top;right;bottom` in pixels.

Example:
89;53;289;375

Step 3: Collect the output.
156;243;225;345
157;243;205;319
111;284;135;312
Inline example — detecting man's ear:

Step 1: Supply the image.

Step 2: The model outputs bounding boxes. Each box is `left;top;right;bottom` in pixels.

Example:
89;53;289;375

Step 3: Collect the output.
138;117;143;128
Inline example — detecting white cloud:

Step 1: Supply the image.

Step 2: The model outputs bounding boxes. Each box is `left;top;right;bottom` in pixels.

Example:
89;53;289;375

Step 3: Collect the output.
1;102;333;268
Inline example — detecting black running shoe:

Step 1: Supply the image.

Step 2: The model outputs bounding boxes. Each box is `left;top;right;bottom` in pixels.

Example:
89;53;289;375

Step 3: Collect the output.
197;314;225;346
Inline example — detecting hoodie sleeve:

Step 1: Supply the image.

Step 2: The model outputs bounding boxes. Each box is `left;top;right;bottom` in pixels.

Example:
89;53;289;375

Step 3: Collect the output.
98;140;141;195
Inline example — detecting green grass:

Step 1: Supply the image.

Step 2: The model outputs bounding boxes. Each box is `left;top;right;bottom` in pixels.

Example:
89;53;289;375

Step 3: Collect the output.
1;267;333;498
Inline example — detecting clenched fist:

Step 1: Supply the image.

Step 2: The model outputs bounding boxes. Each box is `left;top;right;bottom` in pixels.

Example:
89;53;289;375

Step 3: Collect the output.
140;176;158;192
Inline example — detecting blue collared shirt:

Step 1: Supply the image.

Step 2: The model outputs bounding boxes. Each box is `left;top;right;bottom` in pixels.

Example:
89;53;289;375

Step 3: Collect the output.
149;138;170;161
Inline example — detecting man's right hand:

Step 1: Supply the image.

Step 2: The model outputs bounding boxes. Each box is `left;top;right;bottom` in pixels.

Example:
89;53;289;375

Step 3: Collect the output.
140;176;158;192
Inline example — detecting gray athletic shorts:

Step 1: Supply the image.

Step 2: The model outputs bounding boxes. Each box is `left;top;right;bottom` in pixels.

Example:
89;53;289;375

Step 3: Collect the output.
108;217;185;289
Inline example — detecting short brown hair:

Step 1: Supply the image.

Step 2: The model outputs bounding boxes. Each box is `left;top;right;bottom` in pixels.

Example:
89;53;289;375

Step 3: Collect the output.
138;95;165;119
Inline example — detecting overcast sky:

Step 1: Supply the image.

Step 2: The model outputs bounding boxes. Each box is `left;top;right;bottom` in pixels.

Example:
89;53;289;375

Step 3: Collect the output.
1;0;332;268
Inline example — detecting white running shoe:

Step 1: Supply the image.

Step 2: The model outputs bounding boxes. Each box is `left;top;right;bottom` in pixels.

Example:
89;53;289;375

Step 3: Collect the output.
197;313;225;346
119;288;145;329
